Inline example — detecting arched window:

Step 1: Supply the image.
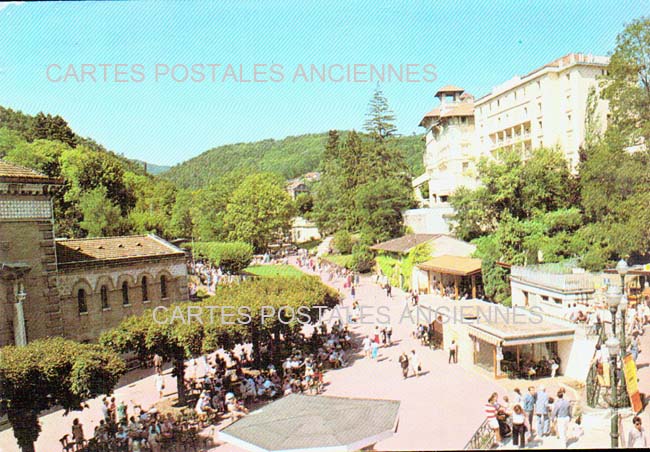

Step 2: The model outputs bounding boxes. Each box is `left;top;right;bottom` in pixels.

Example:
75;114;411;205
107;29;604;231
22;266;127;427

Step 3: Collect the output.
160;275;168;299
78;288;88;314
100;285;109;309
142;276;149;302
122;281;129;305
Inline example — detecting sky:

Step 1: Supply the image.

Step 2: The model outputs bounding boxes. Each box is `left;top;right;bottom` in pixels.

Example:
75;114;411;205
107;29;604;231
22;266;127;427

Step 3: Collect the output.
0;0;648;166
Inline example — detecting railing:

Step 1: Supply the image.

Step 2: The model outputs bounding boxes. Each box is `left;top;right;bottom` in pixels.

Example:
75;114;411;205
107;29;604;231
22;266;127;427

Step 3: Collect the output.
464;418;496;450
510;266;594;292
586;325;607;408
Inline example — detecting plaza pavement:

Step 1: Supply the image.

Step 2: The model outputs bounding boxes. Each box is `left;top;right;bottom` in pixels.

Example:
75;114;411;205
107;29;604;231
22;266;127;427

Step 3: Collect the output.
1;260;648;451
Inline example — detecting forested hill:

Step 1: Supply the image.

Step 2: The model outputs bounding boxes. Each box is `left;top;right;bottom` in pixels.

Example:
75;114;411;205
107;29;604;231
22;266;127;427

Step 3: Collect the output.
163;132;426;189
0;105;163;175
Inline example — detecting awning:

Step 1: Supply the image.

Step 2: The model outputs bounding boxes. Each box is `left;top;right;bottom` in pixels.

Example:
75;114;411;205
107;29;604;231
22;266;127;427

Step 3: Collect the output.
219;394;400;452
418;255;482;276
468;327;501;346
502;333;574;347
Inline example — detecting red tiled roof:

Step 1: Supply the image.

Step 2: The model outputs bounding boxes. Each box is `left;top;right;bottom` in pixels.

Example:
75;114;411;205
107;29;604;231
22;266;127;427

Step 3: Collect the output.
56;234;184;265
0;160;63;184
440;102;474;118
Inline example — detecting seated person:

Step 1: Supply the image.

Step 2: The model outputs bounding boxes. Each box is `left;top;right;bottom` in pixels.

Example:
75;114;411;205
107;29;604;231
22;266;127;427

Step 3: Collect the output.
226;394;249;421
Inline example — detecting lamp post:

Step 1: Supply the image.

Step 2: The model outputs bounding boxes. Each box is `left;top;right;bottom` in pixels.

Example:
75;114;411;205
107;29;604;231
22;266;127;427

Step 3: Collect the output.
615;259;629;408
606;284;621;336
616;259;629;344
606;336;621;448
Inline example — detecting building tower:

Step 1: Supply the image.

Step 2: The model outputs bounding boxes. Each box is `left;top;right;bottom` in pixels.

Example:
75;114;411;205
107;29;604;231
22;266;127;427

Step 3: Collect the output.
0;161;63;346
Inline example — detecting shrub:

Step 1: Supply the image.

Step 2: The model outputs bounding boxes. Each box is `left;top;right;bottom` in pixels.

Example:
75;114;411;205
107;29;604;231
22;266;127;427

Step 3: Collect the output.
350;243;375;273
332;230;353;254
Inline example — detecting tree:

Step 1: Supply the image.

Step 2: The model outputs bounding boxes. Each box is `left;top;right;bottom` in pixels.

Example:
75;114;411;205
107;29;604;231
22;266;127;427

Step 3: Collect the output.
168;190;195;239
191;170;246;240
0;128;27;158
30;112;77;148
601;16;650;144
354;177;413;243
79;186;131;237
0;338;125;452
101;277;339;404
224;173;295;252
294;193;314;216
332;230;354;254
189;242;254;274
364;86;398;141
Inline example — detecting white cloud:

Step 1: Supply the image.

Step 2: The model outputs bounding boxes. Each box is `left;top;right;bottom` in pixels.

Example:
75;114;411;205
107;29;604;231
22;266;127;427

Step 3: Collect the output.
0;2;25;13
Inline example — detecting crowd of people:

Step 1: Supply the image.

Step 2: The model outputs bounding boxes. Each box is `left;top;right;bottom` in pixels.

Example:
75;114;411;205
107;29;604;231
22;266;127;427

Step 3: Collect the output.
484;386;582;449
62;399;207;452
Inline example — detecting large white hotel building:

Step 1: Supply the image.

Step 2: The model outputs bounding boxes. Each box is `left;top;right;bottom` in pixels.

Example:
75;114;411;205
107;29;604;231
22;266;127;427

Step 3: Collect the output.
407;53;610;234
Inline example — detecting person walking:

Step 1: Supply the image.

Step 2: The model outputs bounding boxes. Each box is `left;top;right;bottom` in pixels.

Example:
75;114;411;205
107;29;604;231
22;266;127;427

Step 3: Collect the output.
526;388;538;435
628;416;648;448
399;352;410;379
153;353;163;374
551;389;571;447
410;350;420;377
155;371;165;399
71;418;85;451
387;325;393;345
362;336;372;358
448;340;458;364
386;284;392;298
371;338;380;360
534;385;550;437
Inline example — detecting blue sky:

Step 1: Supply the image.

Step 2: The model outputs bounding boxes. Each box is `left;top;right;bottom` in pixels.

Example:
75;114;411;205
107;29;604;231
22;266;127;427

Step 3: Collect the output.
0;1;648;166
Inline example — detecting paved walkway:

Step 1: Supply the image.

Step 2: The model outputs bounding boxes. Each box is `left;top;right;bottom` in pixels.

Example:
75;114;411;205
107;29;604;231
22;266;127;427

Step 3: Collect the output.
2;261;648;451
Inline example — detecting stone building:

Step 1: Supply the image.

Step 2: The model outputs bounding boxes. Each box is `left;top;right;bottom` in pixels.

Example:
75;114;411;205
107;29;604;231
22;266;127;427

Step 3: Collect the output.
0;160;188;346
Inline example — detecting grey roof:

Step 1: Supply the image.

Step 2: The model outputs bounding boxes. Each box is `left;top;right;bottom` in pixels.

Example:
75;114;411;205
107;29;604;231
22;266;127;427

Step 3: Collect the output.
370;233;442;254
220;394;400;452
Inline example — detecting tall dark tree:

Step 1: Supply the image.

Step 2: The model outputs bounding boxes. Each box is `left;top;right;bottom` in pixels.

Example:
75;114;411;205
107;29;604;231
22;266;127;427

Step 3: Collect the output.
363;86;398;141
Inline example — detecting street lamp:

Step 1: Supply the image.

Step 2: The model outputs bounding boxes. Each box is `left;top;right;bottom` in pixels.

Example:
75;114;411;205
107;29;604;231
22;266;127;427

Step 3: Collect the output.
606;284;621;336
615;258;629;289
606;336;621;448
615;259;629;408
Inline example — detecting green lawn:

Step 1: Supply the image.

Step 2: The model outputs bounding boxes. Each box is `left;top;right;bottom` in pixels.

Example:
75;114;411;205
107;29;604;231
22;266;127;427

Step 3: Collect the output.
244;265;306;277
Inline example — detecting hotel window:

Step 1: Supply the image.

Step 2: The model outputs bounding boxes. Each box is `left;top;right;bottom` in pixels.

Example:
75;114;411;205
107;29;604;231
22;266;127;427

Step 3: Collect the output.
100;285;109;310
536;80;541;89
567;113;572;123
538;120;543;129
565;73;570;80
142;276;149;302
514;91;518;101
462;161;469;171
122;281;130;305
78;288;88;314
537;102;541;112
497;99;500;107
524;107;528;116
160;275;168;299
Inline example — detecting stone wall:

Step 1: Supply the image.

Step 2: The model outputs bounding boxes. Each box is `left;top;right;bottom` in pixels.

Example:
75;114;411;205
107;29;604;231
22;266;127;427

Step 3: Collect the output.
57;257;189;342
